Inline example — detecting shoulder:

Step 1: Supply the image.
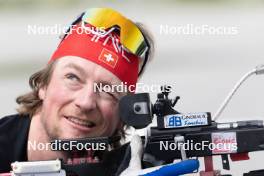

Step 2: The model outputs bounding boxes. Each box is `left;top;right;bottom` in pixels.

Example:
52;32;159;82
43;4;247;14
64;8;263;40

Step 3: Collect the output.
0;114;30;132
0;114;30;172
0;113;31;143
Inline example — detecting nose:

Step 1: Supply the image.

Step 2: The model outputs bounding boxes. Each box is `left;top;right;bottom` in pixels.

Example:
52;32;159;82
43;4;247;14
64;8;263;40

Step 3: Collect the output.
74;83;97;112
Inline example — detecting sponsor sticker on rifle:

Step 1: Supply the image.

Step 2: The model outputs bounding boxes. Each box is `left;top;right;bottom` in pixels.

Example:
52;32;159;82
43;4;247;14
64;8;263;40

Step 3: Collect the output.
164;112;209;128
211;132;238;154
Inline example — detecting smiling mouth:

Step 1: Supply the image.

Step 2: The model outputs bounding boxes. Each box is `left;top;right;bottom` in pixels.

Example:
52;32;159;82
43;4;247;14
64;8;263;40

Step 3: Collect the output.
65;116;96;128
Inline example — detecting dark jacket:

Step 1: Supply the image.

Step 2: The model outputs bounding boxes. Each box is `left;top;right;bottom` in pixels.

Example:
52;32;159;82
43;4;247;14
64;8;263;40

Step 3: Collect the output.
0;114;130;176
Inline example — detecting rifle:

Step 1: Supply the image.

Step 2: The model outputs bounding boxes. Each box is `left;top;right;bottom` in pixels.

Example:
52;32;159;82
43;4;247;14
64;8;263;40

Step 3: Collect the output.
118;64;264;176
119;86;264;176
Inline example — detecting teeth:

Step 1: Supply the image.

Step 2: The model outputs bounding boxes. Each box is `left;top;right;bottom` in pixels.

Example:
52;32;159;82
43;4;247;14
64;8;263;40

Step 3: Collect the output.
67;117;95;128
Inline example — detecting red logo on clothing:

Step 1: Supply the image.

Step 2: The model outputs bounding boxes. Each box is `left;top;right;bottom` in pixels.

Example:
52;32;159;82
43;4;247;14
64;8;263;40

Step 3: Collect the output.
99;48;119;68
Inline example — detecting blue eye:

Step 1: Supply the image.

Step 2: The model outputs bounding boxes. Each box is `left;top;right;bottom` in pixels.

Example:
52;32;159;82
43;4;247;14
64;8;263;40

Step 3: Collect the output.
66;73;80;82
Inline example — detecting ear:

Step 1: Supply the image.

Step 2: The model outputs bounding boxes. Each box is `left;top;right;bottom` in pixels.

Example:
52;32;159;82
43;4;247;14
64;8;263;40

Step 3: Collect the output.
38;86;47;100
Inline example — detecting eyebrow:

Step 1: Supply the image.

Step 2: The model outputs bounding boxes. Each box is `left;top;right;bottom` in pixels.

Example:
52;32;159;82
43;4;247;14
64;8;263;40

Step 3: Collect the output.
64;63;86;76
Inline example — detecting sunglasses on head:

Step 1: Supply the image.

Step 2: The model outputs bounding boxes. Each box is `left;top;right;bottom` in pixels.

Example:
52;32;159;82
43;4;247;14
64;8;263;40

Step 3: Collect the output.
61;8;150;76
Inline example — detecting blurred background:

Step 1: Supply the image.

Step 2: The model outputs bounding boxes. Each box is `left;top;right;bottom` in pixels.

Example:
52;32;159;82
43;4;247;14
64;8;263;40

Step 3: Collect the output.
1;0;264;175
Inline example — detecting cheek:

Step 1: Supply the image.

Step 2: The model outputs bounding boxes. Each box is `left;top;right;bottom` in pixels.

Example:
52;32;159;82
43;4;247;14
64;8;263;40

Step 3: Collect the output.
99;101;120;130
48;88;67;105
40;80;75;138
43;81;73;116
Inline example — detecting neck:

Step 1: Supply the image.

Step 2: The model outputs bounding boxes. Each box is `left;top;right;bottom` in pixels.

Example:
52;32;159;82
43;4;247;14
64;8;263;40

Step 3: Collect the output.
27;112;68;162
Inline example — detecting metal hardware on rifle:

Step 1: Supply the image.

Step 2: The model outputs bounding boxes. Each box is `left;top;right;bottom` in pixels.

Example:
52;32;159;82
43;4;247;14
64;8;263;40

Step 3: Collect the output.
118;85;264;176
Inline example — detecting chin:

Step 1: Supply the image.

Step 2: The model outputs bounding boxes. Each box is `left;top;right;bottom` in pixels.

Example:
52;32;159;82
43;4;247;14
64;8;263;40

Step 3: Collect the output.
64;131;92;139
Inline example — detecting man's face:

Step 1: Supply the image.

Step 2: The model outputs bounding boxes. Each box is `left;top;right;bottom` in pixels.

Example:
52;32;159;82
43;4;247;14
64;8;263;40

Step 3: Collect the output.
38;56;125;140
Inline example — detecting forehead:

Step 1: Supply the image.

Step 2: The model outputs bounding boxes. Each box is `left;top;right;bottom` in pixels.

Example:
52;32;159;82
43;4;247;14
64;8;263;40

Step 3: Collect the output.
53;56;122;85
